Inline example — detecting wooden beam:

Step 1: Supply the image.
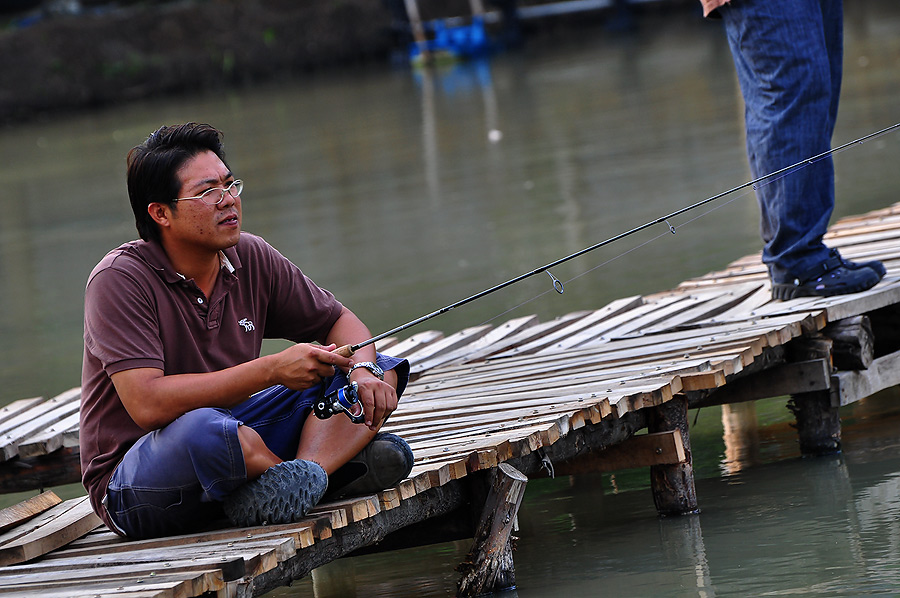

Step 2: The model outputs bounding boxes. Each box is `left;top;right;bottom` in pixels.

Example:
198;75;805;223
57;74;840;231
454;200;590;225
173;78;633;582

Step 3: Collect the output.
553;430;685;475
689;359;831;408
822;315;873;370
0;448;82;495
832;347;900;406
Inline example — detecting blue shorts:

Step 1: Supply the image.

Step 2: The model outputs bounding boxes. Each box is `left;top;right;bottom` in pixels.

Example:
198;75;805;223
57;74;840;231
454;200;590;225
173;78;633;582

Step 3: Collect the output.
105;354;408;539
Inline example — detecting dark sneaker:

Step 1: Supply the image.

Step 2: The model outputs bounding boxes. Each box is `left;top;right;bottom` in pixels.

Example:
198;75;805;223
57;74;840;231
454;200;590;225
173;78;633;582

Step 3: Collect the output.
324;433;414;500
838;256;886;278
771;263;882;300
223;459;327;527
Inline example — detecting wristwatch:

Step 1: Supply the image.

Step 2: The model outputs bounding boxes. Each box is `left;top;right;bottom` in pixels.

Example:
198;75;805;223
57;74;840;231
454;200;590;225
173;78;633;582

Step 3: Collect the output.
348;361;384;381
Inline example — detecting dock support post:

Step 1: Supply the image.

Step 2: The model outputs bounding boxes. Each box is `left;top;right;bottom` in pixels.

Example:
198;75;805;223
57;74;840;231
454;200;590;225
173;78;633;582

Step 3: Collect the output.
786;333;841;456
457;463;528;596
788;390;841;455
648;397;699;516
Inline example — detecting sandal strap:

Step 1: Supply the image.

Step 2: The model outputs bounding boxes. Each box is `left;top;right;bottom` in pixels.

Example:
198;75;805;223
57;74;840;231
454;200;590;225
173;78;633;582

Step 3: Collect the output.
795;253;843;284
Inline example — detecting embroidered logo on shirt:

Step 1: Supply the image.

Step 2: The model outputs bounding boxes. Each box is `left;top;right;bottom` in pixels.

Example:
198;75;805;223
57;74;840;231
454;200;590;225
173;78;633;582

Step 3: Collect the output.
238;318;255;332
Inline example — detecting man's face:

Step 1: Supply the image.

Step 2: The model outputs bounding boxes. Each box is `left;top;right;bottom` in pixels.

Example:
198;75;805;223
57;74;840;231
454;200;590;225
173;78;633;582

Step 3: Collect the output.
167;150;242;252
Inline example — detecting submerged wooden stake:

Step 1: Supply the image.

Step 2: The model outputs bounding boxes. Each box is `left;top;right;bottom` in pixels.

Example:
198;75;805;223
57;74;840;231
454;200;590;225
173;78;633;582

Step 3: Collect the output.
457;463;528;596
648;397;699;516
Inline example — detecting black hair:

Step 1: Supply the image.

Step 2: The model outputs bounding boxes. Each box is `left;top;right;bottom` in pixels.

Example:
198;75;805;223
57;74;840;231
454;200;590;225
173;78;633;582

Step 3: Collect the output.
126;122;229;242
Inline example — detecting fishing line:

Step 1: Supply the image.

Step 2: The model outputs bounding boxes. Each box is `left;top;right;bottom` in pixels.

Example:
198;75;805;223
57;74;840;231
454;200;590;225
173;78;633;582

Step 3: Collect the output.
475;183;756;328
336;122;900;357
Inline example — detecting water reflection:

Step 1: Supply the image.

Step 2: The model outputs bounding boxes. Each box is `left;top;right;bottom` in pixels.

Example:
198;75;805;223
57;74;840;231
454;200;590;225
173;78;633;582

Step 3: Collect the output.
719;402;760;475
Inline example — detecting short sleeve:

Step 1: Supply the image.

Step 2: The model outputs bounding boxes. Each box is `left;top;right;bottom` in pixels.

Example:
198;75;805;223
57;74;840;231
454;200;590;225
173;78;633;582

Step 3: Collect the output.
83;267;165;375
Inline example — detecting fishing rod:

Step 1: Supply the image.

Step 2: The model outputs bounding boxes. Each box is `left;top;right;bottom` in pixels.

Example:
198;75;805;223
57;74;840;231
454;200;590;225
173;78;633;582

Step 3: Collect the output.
334;122;900;358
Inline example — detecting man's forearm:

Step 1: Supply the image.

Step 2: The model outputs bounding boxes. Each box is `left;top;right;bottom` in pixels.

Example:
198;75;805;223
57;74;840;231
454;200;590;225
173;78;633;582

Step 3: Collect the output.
111;355;281;431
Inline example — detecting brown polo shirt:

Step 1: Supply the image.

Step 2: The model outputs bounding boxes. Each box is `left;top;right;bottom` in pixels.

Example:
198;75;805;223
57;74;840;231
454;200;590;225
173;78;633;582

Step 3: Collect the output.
80;232;343;524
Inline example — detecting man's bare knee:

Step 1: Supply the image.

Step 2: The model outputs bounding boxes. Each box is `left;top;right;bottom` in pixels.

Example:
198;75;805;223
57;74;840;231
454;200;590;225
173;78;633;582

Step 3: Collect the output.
237;425;280;479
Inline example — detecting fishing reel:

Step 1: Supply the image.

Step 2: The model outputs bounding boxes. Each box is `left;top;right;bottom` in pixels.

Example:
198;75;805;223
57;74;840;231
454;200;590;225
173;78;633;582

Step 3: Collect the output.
313;381;365;424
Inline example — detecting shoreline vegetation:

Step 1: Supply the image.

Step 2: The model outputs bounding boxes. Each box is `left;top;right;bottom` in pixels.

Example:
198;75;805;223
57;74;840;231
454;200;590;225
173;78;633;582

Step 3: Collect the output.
0;0;666;126
0;0;402;125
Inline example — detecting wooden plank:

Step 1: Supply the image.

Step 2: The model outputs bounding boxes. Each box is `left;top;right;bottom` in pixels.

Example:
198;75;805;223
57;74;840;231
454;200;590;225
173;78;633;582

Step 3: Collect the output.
406;325;493;373
498;297;676;357
0;570;226;597
17;537;297;580
407;331;772;396
553;430;685;475
410;315;540;371
381;330;445;359
639;283;762;333
0;491;61;533
493;297;644;358
690;359;832;408
17;411;81;458
0;563;230;590
417;311;817;383
0;397;47;428
833;348;900;406
472;310;597;359
0;496;101;566
47;521;321;560
0;447;82;495
0;389;81;461
391;375;678;426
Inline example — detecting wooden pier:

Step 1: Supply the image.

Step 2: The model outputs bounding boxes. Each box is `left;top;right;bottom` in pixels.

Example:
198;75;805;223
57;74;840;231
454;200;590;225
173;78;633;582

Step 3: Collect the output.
1;201;900;596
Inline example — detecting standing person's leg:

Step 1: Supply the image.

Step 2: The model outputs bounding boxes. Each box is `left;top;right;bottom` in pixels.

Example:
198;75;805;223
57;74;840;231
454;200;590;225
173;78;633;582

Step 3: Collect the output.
722;0;835;278
720;0;881;298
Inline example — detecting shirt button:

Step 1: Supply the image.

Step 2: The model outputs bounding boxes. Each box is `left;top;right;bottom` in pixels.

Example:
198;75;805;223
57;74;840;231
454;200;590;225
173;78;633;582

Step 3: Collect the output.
197;297;204;304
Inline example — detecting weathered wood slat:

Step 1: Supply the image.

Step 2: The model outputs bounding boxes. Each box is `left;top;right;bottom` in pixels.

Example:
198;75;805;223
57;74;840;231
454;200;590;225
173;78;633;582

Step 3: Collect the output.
0;497;101;566
0;398;47;429
454;310;596;361
0;492;61;534
639;283;762;334
17;411;82;458
494;297;677;357
0;571;226;597
409;315;540;372
46;522;321;560
380;330;445;358
0;388;81;462
405;325;493;373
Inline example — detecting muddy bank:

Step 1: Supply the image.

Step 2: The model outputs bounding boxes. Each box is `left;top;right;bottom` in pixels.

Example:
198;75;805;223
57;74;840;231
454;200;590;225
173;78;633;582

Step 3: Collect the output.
0;0;400;124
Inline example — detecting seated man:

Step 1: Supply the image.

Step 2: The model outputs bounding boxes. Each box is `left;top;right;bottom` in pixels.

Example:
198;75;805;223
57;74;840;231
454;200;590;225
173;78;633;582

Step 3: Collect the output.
80;122;412;539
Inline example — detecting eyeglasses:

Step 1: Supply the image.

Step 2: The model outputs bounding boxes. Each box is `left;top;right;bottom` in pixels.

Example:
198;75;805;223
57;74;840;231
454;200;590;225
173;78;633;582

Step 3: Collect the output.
173;179;243;205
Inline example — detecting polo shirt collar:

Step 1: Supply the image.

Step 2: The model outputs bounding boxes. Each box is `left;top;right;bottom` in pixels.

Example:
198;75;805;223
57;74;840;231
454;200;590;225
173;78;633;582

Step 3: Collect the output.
135;240;242;284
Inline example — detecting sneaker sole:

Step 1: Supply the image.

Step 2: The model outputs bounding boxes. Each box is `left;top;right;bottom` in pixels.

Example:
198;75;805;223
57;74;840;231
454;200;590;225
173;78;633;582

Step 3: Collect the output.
223;459;327;527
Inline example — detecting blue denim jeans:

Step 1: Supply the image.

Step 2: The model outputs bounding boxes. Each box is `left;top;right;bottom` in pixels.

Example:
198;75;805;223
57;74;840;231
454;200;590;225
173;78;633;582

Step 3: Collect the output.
105;353;408;539
720;0;843;283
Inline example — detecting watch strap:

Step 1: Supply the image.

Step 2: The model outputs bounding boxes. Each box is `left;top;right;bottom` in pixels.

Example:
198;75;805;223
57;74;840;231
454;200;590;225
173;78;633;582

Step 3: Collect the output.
348;361;384;381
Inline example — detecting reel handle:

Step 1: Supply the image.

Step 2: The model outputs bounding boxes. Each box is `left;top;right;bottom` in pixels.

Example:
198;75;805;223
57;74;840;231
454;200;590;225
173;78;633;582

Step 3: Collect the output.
333;344;355;358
